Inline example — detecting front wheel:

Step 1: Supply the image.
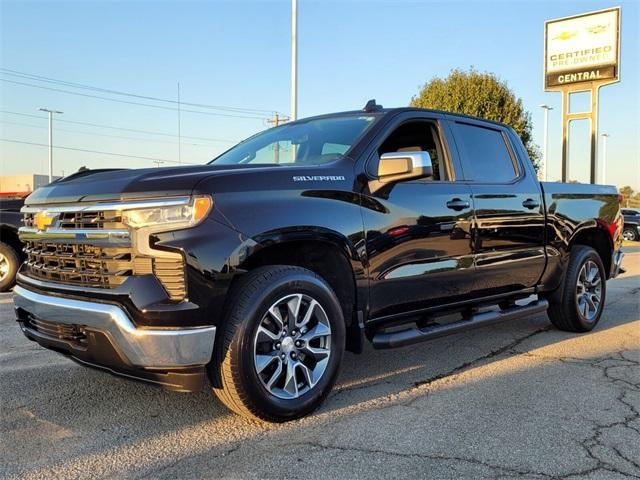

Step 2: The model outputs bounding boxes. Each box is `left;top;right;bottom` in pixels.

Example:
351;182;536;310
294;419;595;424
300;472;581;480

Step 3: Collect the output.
547;246;606;332
209;266;345;422
0;241;20;292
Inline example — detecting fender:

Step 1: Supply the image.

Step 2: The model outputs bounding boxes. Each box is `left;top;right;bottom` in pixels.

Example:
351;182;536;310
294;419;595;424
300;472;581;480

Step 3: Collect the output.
538;185;621;293
228;225;368;314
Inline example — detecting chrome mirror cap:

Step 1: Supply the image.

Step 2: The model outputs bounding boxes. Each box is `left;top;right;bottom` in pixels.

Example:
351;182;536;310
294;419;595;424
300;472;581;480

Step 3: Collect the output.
377;151;433;183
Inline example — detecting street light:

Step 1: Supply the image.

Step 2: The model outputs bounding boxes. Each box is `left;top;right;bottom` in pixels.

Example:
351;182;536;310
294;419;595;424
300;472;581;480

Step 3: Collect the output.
539;104;553;181
601;133;610;184
38;107;63;183
291;0;298;122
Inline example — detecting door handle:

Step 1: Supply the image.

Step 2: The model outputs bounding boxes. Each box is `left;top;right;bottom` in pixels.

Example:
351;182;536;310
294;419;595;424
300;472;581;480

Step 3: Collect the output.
446;198;470;211
522;198;540;210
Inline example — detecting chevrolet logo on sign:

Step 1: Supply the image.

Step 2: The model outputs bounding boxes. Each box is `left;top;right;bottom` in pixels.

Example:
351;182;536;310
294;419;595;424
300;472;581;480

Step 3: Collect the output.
34;211;57;231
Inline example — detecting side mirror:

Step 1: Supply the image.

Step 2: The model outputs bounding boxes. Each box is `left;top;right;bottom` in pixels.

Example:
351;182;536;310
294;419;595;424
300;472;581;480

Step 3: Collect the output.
377;151;433;183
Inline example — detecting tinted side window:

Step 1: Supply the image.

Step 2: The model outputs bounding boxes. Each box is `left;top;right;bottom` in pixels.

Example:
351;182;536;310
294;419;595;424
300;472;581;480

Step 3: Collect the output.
454;122;517;182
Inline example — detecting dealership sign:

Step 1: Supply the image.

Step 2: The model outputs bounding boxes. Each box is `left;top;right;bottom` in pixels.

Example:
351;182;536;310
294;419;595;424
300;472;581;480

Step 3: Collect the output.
543;7;621;185
544;8;620;89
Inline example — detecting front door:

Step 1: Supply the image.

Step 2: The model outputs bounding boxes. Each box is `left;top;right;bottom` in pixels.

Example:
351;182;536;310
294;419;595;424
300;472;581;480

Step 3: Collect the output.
361;115;476;320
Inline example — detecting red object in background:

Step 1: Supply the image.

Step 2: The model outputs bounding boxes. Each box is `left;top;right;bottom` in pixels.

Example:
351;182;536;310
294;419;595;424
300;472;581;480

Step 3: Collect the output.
387;226;410;237
0;192;29;198
596;217;620;241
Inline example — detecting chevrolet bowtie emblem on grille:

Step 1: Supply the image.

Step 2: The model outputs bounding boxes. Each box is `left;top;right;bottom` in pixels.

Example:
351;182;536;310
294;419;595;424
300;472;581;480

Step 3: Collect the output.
34;211;57;231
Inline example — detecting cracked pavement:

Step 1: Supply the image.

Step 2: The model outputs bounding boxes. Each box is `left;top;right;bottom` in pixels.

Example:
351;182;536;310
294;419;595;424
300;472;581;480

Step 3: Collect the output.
1;248;639;479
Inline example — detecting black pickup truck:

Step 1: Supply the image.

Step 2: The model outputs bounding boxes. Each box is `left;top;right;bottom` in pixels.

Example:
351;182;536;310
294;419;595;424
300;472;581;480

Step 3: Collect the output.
14;102;624;422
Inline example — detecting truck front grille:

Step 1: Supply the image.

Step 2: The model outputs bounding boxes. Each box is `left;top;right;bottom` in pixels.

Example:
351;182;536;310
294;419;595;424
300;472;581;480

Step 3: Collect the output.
21;203;187;301
24;241;140;288
23;210;125;230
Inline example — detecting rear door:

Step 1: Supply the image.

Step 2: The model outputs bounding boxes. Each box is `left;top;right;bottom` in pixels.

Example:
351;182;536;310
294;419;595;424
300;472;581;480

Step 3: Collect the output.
449;118;546;295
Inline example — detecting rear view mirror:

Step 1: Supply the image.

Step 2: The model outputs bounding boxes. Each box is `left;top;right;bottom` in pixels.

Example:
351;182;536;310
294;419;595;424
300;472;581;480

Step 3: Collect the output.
377;151;433;183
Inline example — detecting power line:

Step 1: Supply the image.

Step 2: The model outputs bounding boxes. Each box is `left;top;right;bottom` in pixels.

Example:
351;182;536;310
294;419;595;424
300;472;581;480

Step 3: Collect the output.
0;138;200;165
0;119;217;147
1;78;268;120
0;68;280;115
0;110;238;143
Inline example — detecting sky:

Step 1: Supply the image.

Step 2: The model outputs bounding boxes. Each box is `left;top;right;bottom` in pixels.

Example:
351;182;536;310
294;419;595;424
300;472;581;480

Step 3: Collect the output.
1;0;638;190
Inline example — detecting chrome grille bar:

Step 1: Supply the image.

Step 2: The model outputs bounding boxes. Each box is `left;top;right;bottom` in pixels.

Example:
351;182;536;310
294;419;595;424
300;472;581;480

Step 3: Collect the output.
20;197;190;214
19;227;130;246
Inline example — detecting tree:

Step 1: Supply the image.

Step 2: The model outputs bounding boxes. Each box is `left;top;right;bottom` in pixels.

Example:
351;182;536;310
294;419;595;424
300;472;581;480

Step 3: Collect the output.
410;68;540;171
619;186;640;208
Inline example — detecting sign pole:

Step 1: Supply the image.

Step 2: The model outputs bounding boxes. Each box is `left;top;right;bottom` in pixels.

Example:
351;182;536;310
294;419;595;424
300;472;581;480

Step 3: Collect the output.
601;133;610;183
590;85;598;184
561;90;568;182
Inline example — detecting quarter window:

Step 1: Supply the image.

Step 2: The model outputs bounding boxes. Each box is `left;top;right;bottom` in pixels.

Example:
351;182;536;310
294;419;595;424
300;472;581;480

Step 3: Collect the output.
454;123;517;182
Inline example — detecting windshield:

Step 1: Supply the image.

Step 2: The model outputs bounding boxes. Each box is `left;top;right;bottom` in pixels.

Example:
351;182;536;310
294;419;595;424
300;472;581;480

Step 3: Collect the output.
209;115;378;166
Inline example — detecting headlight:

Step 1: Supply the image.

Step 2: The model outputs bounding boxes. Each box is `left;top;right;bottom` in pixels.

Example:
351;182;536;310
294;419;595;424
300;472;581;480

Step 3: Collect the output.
122;196;212;229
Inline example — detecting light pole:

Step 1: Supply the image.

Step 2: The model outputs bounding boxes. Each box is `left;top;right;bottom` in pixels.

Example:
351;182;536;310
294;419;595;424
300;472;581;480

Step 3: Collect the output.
601;133;610;184
291;0;298;121
177;82;182;164
539;104;553;181
38;108;63;182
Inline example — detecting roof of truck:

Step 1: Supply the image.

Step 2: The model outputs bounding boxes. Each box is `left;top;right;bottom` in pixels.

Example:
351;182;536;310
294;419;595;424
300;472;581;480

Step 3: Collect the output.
293;106;511;130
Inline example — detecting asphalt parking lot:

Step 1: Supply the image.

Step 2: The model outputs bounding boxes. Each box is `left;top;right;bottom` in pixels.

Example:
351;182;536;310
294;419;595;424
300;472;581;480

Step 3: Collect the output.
1;248;639;480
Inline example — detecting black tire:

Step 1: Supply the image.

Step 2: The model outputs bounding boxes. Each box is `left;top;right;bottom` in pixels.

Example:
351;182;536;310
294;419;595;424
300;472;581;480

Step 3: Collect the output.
0;241;20;292
209;265;345;422
547;246;606;332
622;226;639;242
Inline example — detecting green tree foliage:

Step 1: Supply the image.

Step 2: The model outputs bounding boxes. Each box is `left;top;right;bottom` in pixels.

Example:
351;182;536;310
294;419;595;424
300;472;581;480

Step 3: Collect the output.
410;68;540;171
620;186;640;208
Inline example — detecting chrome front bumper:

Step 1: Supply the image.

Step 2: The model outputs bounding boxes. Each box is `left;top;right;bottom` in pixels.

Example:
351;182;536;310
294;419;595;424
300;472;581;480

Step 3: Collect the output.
13;285;216;368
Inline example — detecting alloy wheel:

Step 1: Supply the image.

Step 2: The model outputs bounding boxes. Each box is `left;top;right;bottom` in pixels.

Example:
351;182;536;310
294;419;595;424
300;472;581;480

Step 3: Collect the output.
0;253;9;282
575;260;602;322
253;293;332;399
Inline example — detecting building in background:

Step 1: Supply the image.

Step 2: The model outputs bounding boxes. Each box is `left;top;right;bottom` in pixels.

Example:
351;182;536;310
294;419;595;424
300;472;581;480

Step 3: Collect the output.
0;174;61;198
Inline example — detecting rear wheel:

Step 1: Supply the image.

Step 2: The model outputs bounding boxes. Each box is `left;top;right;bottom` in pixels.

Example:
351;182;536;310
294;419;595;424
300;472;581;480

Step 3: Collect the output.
209;266;345;422
0;242;20;292
547;246;606;332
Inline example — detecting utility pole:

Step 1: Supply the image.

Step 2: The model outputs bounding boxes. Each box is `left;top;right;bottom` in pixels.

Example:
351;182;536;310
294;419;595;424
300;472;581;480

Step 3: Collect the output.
539;104;553;181
267;113;290;164
601;133;610;184
177;82;182;164
266;112;290;128
291;0;298;121
38;107;63;183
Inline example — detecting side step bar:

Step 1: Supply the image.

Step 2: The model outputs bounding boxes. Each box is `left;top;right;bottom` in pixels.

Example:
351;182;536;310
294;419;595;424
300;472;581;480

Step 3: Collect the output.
372;299;549;349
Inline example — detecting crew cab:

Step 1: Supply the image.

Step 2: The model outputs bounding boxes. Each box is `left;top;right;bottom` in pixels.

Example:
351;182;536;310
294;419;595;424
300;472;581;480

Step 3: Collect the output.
14;102;624;422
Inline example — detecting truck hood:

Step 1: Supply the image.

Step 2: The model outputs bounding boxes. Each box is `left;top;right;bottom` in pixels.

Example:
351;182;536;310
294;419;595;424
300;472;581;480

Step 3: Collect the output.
24;164;271;205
